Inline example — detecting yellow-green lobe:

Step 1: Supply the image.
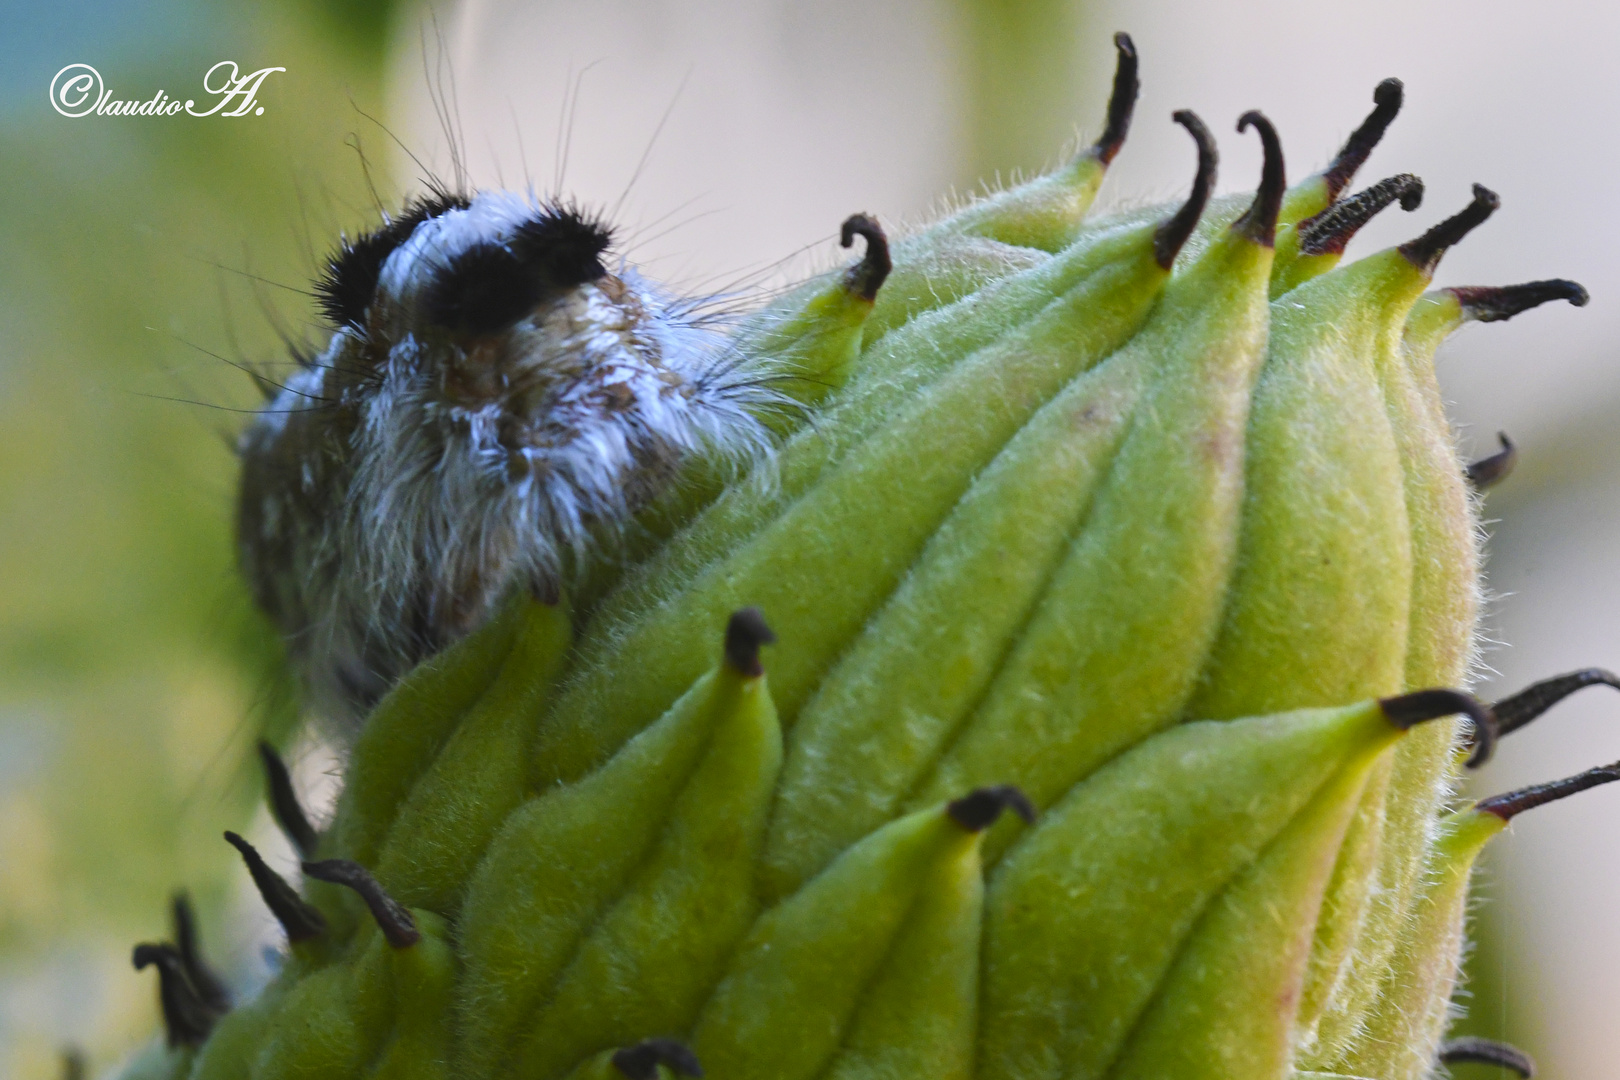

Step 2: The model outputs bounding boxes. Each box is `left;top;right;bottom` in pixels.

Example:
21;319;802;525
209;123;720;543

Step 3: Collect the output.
690;806;984;1080
1266;173;1338;297
1392;289;1477;710
1402;290;1466;359
706;238;882;417
863;234;1047;341
912;222;1274;858
1193;244;1429;1061
1388;290;1478;691
858;130;1119;340
1306;265;1474;1064
324;593;524;867
1294;759;1390;1049
504;664;781;1080
532;223;1171;790
852;219;1139;400
1280;173;1334;226
188;986;283;1080
763;341;1148;897
248;931;393;1080
189;953;319;1080
1189;247;1425;721
1331;809;1502;1080
588;216;1172;645
923;145;1109;252
455;659;777;1080
607;249;889;588
366;911;456;1080
1105;742;1374;1080
979;699;1399;1080
815;821;983;1080
370;599;571;916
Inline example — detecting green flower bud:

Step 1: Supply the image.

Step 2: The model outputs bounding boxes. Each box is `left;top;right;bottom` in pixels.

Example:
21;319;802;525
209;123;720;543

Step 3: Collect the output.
121;37;1603;1080
457;610;781;1079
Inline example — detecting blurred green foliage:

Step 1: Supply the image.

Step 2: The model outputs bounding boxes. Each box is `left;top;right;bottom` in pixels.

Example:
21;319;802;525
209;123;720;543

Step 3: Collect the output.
0;0;401;1074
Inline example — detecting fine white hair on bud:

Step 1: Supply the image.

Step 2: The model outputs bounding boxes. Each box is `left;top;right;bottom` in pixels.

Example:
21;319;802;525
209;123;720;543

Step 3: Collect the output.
237;187;784;732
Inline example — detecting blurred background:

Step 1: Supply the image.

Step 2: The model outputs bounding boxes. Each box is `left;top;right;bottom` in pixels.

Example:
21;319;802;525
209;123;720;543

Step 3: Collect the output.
2;0;1617;1076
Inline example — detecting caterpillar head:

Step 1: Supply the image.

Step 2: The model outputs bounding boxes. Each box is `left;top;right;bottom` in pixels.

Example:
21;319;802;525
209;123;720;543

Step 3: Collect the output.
238;188;780;730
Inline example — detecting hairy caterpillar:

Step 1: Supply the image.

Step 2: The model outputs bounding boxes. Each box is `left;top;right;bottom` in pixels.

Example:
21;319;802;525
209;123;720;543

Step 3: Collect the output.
236;183;806;730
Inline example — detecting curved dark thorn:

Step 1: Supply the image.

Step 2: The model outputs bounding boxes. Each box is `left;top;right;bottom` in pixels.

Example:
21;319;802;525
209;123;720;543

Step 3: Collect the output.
1297;174;1424;257
1233;111;1286;246
612;1039;704;1080
1399;184;1500;274
132;943;222;1047
301;859;419;948
1451;279;1589;323
724;607;776;678
1492;668;1620;737
839;214;892;303
1379;688;1499;767
225;832;328;943
1322;78;1404;200
60;1048;87;1080
257;740;319;858
948;784;1037;832
1466;432;1517;490
1093;32;1140;165
1438;1036;1536;1078
170;892;230;1014
1476;759;1620;821
1154;110;1218;268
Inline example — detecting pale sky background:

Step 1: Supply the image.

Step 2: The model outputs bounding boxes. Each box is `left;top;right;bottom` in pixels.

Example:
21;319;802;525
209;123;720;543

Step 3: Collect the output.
389;3;1620;1076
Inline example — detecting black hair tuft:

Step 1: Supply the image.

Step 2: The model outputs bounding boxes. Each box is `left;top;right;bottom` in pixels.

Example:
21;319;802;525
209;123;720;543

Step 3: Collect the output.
511;203;615;289
421;202;615;337
420;242;536;337
315;189;470;331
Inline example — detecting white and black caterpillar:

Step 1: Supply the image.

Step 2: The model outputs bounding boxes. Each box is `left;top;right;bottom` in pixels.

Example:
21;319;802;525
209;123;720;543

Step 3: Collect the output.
237;186;787;731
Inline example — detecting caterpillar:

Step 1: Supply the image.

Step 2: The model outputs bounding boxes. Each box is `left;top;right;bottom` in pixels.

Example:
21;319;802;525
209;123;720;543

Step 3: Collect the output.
236;183;790;731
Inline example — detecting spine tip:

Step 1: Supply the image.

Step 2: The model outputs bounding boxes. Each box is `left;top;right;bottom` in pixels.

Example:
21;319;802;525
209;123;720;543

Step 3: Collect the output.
1297;173;1424;256
1438;1038;1536;1079
839;214;892;302
612;1039;704;1080
1465;431;1517;490
131;942;222;1047
948;784;1037;832
1154;110;1217;268
1379;688;1498;766
1491;668;1620;737
1322;77;1405;200
1476;760;1620;821
724;607;776;678
224;831;328;943
1093;32;1141;165
1450;278;1589;323
1233;111;1286;246
1399;183;1500;274
256;740;319;858
301;859;419;948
